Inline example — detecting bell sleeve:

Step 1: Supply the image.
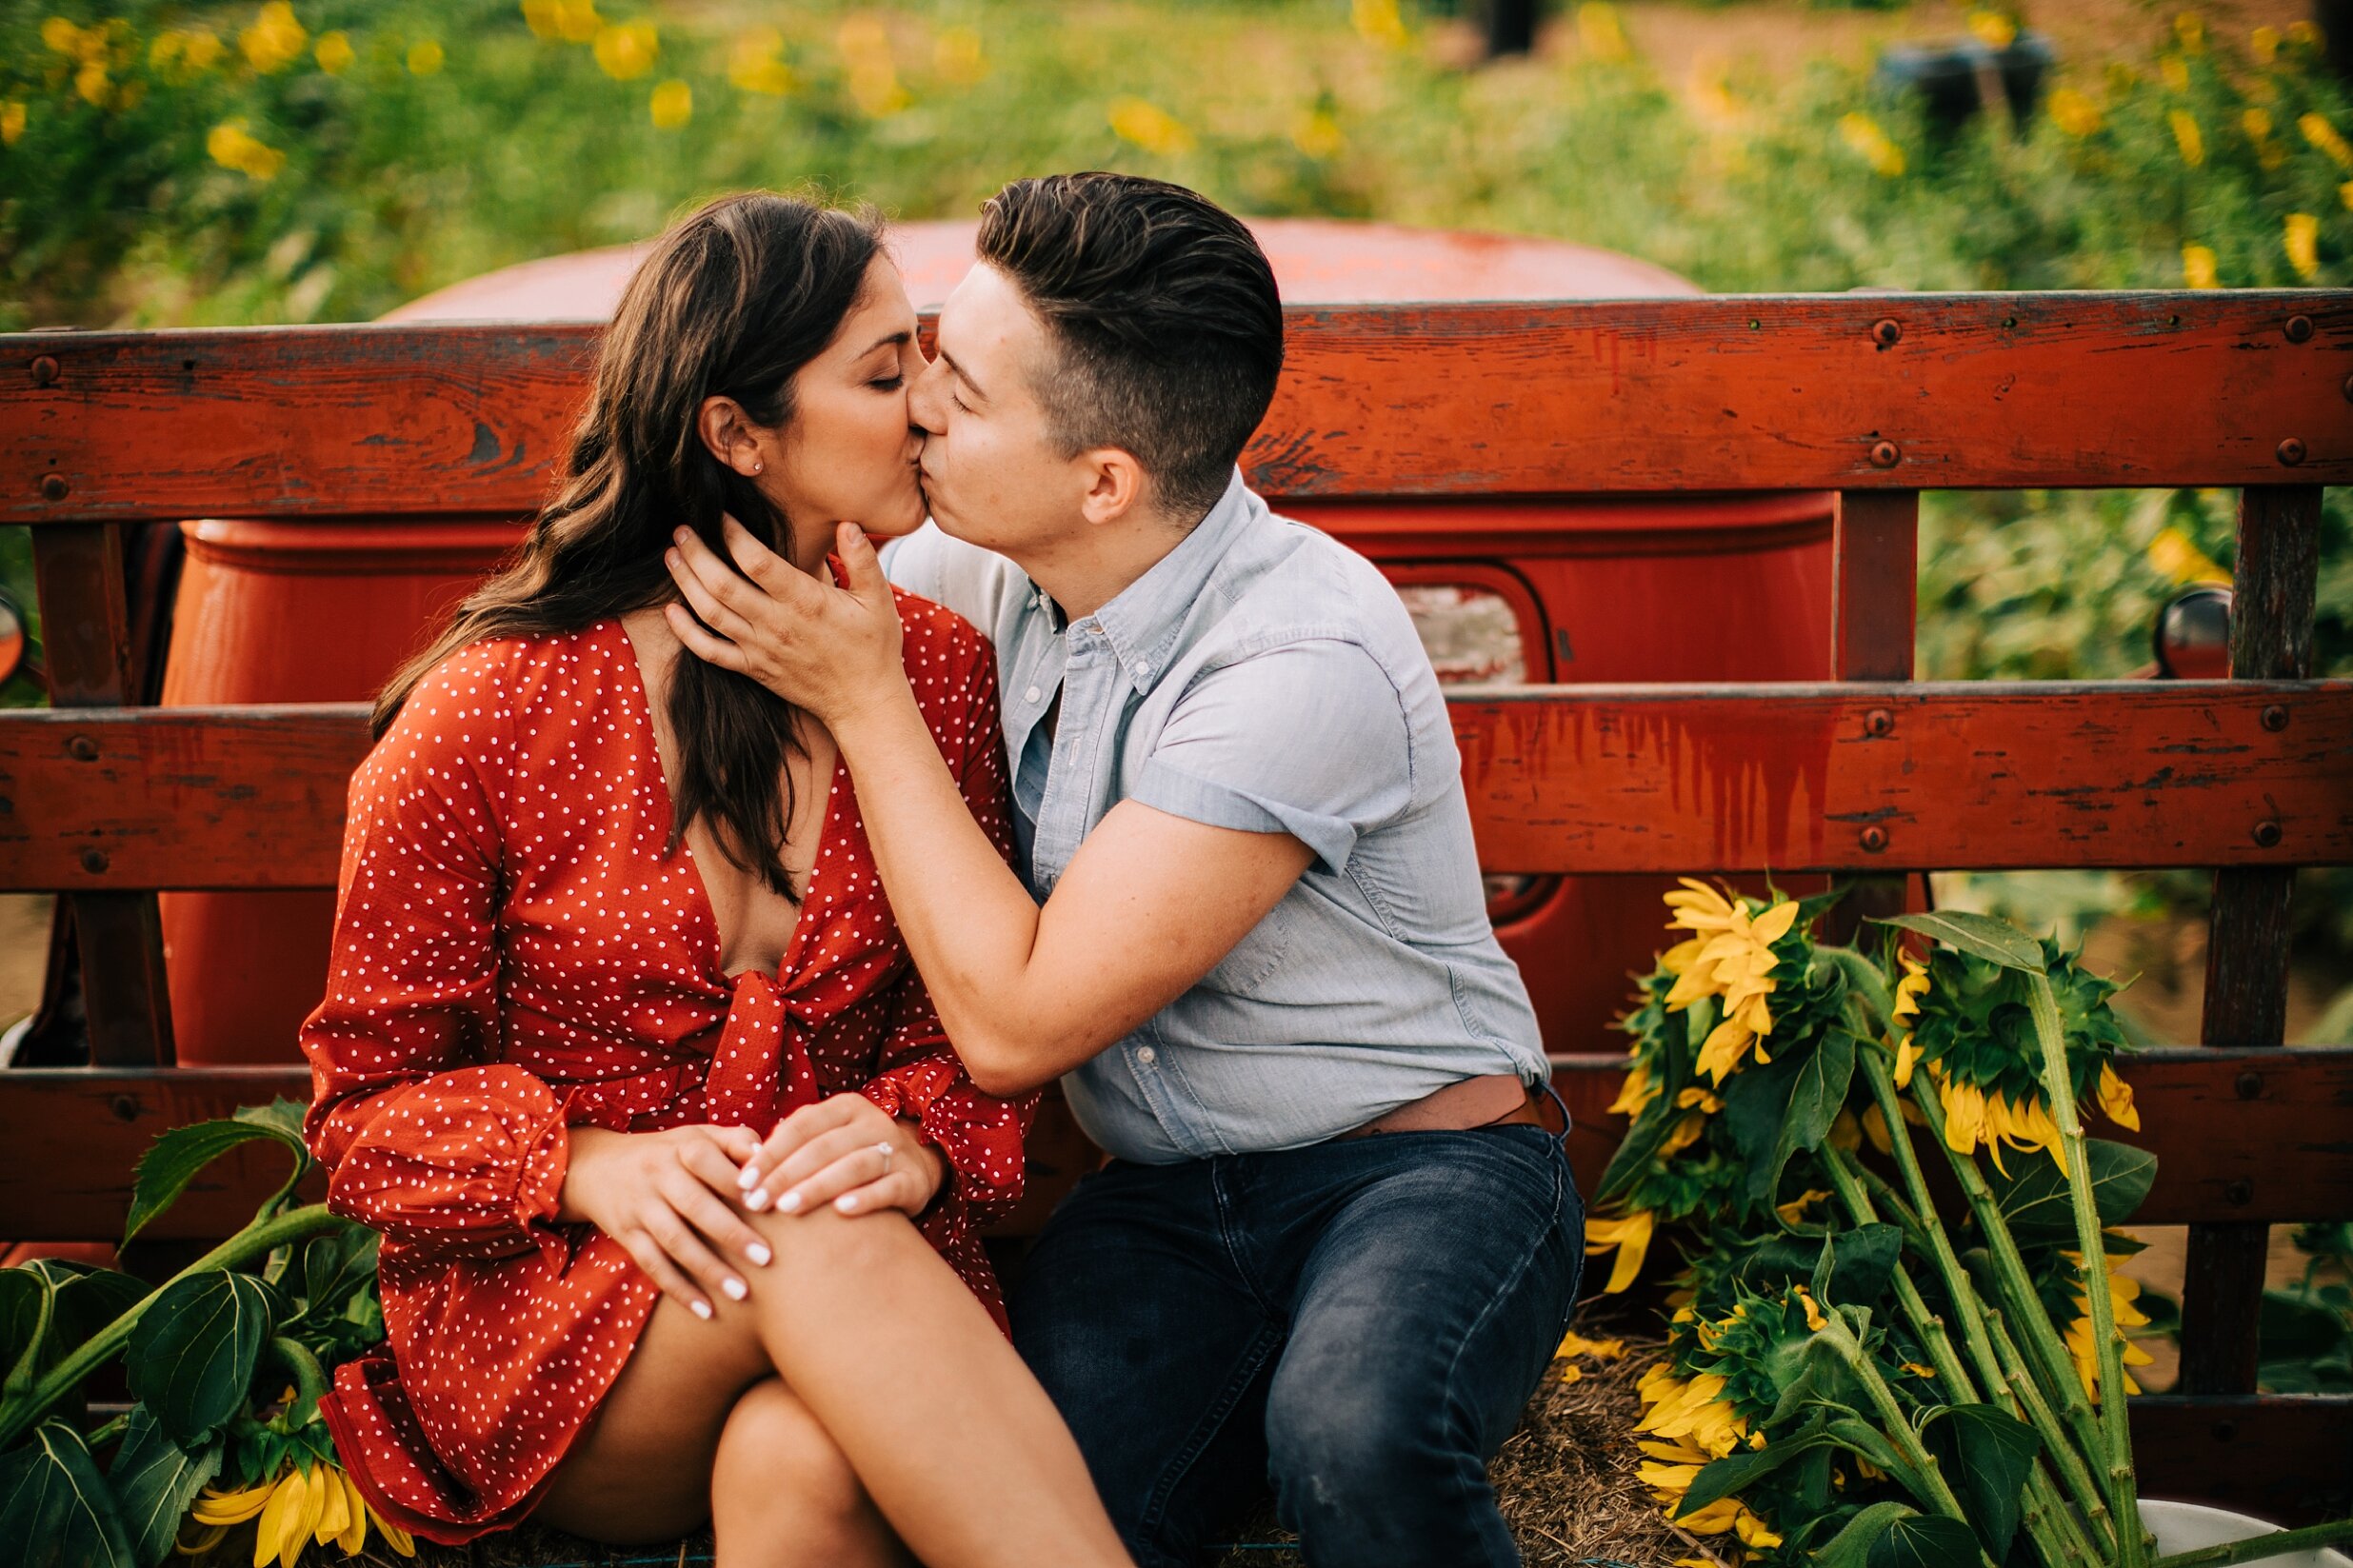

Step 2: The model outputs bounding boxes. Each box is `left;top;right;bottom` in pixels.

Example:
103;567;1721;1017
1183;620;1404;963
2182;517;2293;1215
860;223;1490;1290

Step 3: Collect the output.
298;641;570;1265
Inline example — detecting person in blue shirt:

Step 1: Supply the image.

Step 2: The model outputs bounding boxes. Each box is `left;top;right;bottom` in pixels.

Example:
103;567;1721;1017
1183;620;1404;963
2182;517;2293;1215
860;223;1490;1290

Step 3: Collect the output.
664;171;1585;1568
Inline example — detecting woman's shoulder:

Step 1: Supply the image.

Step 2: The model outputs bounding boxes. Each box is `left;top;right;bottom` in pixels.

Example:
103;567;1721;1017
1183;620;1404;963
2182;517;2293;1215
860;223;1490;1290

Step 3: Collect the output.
375;622;631;760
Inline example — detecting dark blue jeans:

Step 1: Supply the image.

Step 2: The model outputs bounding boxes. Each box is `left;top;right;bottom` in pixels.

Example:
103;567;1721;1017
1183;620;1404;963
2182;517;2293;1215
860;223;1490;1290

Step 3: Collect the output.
1009;1124;1584;1568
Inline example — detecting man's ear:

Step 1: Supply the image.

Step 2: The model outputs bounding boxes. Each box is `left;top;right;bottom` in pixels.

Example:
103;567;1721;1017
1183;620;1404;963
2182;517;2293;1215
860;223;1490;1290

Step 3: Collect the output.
696;395;766;477
1075;447;1152;528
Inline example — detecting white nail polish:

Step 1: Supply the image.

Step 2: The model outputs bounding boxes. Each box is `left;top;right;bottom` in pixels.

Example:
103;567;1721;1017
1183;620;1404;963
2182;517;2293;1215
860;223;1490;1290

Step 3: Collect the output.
737;1165;761;1190
779;1190;802;1214
746;1188;770;1211
747;1242;772;1266
835;1195;857;1213
690;1300;713;1320
722;1277;748;1301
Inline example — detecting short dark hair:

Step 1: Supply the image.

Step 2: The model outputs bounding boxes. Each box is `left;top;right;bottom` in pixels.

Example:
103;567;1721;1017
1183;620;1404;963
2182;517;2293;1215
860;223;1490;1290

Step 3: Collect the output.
976;172;1283;523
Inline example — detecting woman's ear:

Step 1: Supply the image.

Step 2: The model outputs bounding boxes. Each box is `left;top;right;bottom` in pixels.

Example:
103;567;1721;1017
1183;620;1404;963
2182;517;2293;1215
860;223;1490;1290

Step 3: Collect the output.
696;395;767;477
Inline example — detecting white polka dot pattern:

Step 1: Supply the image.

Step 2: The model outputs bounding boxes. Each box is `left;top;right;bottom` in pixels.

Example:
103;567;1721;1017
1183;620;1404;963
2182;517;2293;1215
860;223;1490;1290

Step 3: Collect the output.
295;594;1029;1544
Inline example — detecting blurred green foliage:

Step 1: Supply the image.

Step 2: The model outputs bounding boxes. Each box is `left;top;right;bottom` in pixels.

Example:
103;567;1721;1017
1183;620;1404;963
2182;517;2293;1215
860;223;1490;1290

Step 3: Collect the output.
0;0;2347;987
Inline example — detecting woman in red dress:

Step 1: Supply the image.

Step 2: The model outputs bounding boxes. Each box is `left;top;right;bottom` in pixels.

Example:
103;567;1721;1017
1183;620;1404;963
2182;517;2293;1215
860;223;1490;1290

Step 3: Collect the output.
301;193;1131;1568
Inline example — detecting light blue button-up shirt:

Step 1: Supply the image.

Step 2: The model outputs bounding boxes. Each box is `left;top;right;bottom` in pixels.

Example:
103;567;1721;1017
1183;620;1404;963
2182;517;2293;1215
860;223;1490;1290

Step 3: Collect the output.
884;471;1547;1163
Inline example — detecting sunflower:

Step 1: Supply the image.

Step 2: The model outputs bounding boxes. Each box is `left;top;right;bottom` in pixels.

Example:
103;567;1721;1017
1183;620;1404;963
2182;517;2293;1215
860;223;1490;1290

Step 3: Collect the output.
1891;950;1929;1085
2063;1249;2156;1405
187;1456;414;1566
1585;1208;1656;1294
1663;881;1799;1036
1634;1368;1781;1549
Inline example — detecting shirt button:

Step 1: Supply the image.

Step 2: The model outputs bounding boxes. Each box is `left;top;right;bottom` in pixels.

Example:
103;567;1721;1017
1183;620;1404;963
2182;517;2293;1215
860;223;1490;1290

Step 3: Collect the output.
1135;661;1153;679
1025;685;1041;704
1134;1045;1158;1067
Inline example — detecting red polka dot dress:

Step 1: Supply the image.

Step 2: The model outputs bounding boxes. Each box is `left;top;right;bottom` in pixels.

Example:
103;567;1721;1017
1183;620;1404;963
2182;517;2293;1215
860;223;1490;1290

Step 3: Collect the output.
299;593;1030;1545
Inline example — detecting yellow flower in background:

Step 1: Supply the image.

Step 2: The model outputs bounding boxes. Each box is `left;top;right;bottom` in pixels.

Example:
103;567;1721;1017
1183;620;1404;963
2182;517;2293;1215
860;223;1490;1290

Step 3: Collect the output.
191;1456;415;1565
523;0;601;44
2063;1250;2156;1405
241;2;308;74
1351;0;1409;50
2160;54;2191;93
2170;109;2205;166
1967;10;2018;50
1291;106;1345;160
152;28;226;76
934;25;987;86
2303;112;2353;169
2244;108;2286;169
1578;4;1631;63
2286;212;2322;280
649;77;691;129
408;39;445;76
1774;1187;1831;1224
1791;1284;1827;1331
208;120;285;181
2289;20;2322;48
1109;96;1195;156
2047;87;2102;137
315;31;353;74
2148;524;2230;585
2182;244;2220;288
2174;10;2206;53
1585;1207;1655;1294
1662;881;1795;1048
839;14;909;118
2253;25;2281;65
728;30;795;96
1839;111;1905;177
1;103;23;146
593;21;657;81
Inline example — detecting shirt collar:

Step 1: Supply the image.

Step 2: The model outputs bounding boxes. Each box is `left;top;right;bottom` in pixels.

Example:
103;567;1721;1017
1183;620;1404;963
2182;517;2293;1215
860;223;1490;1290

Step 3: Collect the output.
1077;468;1257;694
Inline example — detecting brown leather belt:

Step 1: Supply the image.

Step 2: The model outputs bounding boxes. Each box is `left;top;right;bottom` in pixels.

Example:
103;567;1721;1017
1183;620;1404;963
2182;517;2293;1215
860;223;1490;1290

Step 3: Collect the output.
1331;1073;1552;1141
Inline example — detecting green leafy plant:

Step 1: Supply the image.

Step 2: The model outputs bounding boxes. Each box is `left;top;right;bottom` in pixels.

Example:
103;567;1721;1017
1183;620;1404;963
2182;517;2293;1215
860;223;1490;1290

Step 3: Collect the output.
0;1100;410;1566
1589;886;2353;1568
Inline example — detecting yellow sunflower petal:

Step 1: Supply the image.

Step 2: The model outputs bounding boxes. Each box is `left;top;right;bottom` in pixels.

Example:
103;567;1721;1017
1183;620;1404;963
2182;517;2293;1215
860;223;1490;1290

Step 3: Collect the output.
254;1468;305;1568
313;1460;351;1548
335;1467;369;1554
1893;1033;1920;1088
1750;900;1799;944
2099;1062;2141;1131
192;1481;277;1526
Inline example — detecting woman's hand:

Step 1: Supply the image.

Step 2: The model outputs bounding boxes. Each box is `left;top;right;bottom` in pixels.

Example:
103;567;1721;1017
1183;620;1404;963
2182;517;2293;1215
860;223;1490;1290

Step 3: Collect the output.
736;1096;946;1221
664;514;907;728
559;1124;774;1320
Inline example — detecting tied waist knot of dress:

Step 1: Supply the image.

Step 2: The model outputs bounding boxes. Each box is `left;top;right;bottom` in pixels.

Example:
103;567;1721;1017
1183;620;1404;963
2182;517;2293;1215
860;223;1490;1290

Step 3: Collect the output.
558;968;821;1135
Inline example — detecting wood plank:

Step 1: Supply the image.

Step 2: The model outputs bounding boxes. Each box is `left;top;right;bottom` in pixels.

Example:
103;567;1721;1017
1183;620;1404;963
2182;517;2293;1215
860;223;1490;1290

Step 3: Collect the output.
1824;488;1919;944
5;681;2348;891
29;525;173;1065
6;293;2352;524
2183;484;2324;1396
2129;1395;2353;1523
3;1050;2344;1241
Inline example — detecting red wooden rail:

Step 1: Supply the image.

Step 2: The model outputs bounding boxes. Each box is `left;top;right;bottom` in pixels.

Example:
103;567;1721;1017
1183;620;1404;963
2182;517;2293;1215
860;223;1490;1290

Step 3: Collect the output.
5;682;2349;890
3;295;2348;1517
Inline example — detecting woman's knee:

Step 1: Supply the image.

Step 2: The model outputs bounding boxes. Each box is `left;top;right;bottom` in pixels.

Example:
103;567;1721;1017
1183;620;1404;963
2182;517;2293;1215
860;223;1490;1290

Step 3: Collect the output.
712;1379;866;1523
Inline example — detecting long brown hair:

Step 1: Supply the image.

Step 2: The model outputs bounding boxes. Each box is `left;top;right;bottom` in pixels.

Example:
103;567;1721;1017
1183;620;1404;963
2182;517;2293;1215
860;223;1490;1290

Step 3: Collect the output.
376;191;884;899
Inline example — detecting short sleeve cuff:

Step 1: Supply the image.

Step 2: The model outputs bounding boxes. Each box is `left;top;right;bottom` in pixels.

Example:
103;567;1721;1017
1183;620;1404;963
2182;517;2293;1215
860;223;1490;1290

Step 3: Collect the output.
1131;758;1361;875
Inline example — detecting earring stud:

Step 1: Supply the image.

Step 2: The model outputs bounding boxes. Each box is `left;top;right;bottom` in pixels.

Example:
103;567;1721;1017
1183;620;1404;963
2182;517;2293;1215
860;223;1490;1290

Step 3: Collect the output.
752;462;763;474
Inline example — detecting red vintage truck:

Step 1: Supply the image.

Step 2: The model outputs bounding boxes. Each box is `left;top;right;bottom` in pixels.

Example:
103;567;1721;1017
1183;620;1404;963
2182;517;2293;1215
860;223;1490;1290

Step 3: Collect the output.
1;223;2345;1518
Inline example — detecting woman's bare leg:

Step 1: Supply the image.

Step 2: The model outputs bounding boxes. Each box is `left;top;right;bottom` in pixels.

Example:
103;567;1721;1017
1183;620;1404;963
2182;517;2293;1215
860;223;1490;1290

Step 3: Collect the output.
711;1379;909;1568
538;1201;1129;1568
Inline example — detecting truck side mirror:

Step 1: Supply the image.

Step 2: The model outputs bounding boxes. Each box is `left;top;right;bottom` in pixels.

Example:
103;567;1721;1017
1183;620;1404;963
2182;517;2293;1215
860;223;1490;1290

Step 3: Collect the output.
0;589;25;690
2152;585;2232;679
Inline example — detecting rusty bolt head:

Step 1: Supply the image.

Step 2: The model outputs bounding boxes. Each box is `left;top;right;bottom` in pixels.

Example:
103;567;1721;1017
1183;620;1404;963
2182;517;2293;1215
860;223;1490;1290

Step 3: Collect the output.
2212;1419;2239;1442
67;735;97;762
1859;825;1889;853
79;847;109;875
2285;314;2316;343
1864;707;1894;737
2224;1179;2255;1206
1868;440;1901;469
110;1094;139;1123
2278;437;2307;466
2253;819;2283;848
2262;704;2289;732
38;472;68;502
2235;1070;2264;1100
1871;318;1903;348
30;355;58;387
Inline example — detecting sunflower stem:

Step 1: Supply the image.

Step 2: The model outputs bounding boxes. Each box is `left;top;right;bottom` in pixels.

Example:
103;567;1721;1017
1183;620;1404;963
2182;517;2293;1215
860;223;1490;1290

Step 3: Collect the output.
2025;972;2146;1568
2146;1518;2353;1568
1825;1145;2111;1568
1813;1306;1994;1568
0;1203;344;1451
1900;1061;2110;1469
